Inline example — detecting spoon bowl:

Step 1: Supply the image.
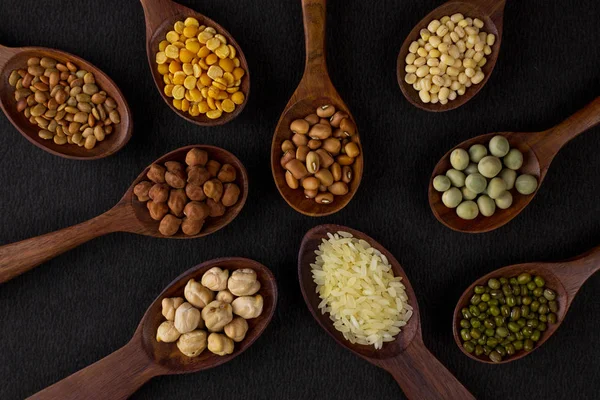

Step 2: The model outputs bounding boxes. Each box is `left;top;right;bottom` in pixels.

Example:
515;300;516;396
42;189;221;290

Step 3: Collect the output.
270;0;363;217
396;0;506;112
453;245;600;363
0;145;248;283
0;44;132;159
140;0;250;126
28;257;277;399
429;97;600;232
299;224;474;399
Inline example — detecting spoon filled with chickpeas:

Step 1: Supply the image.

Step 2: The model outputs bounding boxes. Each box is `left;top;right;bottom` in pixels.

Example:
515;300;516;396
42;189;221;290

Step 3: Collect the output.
429;96;600;232
271;0;363;216
0;145;248;283
28;258;277;400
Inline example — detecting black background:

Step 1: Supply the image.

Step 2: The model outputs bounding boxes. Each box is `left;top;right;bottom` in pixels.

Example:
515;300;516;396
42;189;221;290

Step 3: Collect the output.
1;0;599;399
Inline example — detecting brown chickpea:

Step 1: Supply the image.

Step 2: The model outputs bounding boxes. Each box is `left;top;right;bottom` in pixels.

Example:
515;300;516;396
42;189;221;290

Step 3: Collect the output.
315;149;334;168
296;145;310;162
217;164;236;183
336;155;354;166
342;166;353;183
181;217;204;236
308;124;332;140
207;199;226;217
316;105;335;118
304;189;318;199
290;119;309;134
184;201;210;220
168;189;187;217
315;192;334;204
147;164;166;183
285;171;299;189
307;139;321;150
133;181;152;202
281;140;295;153
340;118;356;136
159;214;182;236
165;170;186;189
322;138;341;155
314;169;334;186
205;160;221;177
187;166;211;185
345;142;360;158
292;133;309;147
329;111;348;128
285;159;309;180
304;113;320;125
185;148;208;167
147;200;169;221
331;162;342;181
149;183;170;203
221;183;240;207
328;181;348;195
165;161;185;172
186;183;207;201
302;176;319;190
203;179;224;202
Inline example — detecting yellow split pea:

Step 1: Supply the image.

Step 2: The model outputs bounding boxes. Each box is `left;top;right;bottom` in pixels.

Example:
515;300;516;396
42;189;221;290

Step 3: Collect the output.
155;17;246;119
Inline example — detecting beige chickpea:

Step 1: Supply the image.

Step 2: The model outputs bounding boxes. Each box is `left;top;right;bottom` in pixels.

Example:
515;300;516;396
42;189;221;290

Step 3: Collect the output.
207;199;226;217
164;161;184;173
205;160;221;177
221;183;240;207
187;166;211;185
216;290;235;304
201;267;229;291
159;214;181;236
203;179;224;202
232;294;264;319
217;164;236;183
184;201;209;220
147;164;166;183
224;317;248;342
228;269;261;296
133;181;153;202
149;183;169;203
156;321;181;343
181;217;204;236
202;300;233;332
168;189;187;217
174;302;201;334
177;330;207;357
185;183;207;201
207;333;234;356
161;297;184;321
185;148;208;167
147;200;169;221
184;278;214;308
165;169;186;189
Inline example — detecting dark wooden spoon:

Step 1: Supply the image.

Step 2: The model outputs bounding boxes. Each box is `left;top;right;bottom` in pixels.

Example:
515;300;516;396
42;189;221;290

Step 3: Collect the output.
0;44;132;159
27;257;277;400
0;145;248;283
140;0;250;126
270;0;363;217
453;245;600;364
397;0;506;112
429;96;600;233
299;224;474;399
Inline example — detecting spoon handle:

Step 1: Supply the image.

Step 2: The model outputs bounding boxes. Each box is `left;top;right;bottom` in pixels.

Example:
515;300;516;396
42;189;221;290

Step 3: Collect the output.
385;339;474;400
0;203;129;283
532;96;600;159
549;244;600;299
27;339;158;400
300;0;331;86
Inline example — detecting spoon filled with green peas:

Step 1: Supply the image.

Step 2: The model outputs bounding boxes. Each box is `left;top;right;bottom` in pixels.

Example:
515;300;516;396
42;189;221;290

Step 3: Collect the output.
453;244;600;363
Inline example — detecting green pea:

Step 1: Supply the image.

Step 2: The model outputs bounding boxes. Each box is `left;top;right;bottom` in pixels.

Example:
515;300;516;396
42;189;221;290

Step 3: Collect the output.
487;337;499;348
474;285;486;294
549;301;558;313
530;301;540;312
496;346;507;357
488;278;501;290
514;340;524;350
446;169;466;188
544;289;556;301
442;187;463;208
522;327;533;337
538;322;547;332
539;314;547;323
460;329;472;341
485;328;495;337
504;148;523;170
478;302;488;312
477;195;496;216
505;343;516;355
517;273;532;284
470;329;482;340
538;304;549;315
475;345;484;356
481;293;491;302
548;313;557;324
496;327;509;338
463;341;475;353
500;305;511;317
489;135;510;157
510;307;521;321
433;175;452;192
461;308;472;319
515;174;538;195
466;173;488;194
465;163;479;175
531;330;541;342
489;350;502;363
478;156;502;178
470;294;482;305
469;305;480;316
524;339;534;351
508;322;520;333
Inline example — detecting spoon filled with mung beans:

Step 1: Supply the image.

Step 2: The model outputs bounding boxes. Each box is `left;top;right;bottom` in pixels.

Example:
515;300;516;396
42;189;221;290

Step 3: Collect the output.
0;44;132;159
429;96;600;233
453;244;600;363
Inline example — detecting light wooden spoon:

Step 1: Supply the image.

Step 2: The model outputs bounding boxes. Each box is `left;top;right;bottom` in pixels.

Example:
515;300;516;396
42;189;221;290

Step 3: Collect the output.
270;0;363;217
27;257;277;400
140;0;250;126
0;44;132;159
299;224;474;399
0;145;248;283
397;0;506;111
453;245;600;363
429;96;600;233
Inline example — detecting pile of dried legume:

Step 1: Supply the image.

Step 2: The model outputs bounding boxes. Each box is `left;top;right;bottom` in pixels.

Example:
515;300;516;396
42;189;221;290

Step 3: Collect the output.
155;17;246;120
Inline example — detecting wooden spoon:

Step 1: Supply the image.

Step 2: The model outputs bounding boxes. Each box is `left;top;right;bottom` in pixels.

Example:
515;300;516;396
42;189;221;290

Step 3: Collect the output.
396;0;506;112
0;145;248;283
270;0;363;217
429;96;600;233
27;257;277;400
453;245;600;364
299;224;474;399
140;0;250;126
0;44;132;159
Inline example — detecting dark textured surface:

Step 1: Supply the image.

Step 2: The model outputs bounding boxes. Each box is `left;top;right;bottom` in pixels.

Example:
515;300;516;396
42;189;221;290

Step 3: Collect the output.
0;0;599;399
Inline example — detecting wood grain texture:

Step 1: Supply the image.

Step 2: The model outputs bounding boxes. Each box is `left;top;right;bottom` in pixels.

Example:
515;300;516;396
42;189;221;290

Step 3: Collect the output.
396;0;506;112
140;0;250;126
298;224;474;399
270;0;363;217
429;96;600;232
0;145;248;283
453;244;600;364
28;257;278;400
0;44;132;159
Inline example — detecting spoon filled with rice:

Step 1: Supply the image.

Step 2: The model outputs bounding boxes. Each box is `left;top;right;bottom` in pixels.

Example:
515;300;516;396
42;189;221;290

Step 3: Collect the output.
298;224;473;399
